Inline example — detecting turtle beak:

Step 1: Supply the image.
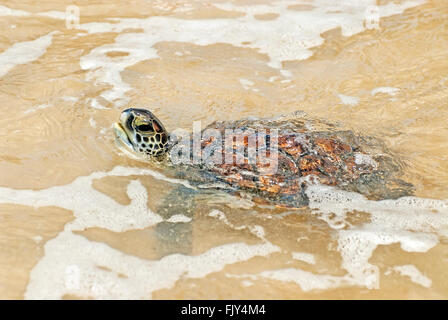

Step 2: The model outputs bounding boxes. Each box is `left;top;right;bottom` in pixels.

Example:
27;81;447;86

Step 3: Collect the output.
113;122;134;151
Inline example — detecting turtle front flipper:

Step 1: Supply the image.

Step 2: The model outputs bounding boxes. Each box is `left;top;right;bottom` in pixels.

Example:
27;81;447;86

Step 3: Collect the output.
154;185;198;257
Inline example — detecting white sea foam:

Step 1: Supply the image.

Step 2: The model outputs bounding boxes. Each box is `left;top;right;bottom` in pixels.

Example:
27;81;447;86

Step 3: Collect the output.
239;78;254;90
209;209;270;242
75;0;424;105
0;5;66;19
280;69;293;78
225;185;446;292
218;179;447;291
228;268;357;292
338;94;359;106
386;264;432;288
292;252;316;265
242;280;254;287
0;166;279;299
0;32;56;78
229;226;437;291
88;98;107;110
2;165;446;296
371;87;400;96
0;2;423;103
89;118;97;128
306;185;447;289
0;5;30;17
25;232;278;299
0;166;196;232
166;214;192;223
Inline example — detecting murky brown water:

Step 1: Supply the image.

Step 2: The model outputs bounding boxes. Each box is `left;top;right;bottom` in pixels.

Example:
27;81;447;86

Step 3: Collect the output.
0;0;447;299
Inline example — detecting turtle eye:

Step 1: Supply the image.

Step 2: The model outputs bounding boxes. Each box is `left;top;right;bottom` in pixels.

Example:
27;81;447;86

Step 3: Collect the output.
136;124;153;132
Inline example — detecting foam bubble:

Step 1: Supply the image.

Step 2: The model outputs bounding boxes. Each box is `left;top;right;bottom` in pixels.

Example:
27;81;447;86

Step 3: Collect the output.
242;280;254;287
338;94;359;106
371;87;400;96
89;118;97;128
239;78;255;90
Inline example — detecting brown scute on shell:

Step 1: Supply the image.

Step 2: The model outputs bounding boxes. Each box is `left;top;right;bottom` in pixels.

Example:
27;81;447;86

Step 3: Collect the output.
298;155;323;175
278;135;304;159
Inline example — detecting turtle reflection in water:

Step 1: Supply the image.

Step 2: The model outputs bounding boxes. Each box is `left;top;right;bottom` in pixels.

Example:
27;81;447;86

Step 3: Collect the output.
113;108;413;255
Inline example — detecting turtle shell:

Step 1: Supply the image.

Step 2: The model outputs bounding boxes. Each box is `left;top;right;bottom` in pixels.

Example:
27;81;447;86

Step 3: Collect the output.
177;115;413;207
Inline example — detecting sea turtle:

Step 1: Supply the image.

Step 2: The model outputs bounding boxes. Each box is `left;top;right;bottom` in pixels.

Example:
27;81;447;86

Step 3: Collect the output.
113;108;413;209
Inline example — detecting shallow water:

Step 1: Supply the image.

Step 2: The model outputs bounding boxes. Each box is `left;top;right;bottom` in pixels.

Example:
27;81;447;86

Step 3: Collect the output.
0;0;447;299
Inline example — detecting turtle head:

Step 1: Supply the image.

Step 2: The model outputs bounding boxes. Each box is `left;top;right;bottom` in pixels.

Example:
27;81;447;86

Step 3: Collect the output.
114;108;169;159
